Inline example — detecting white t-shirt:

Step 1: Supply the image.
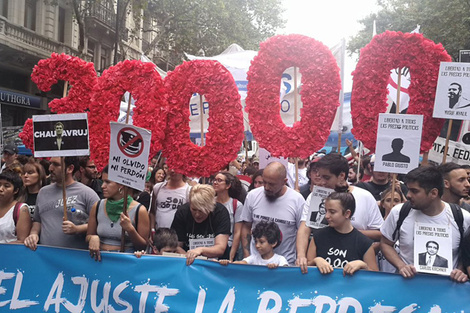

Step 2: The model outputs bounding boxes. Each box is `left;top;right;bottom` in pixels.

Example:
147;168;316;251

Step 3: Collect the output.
381;202;470;269
243;253;289;266
301;186;384;231
0;204;17;243
241;187;305;265
152;182;191;229
287;162;308;189
220;198;243;247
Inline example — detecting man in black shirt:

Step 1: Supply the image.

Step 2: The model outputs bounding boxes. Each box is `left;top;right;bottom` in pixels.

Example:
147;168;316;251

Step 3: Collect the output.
355;155;408;202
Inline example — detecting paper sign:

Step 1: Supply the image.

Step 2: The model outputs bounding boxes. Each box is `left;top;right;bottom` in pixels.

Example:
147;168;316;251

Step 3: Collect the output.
374;113;423;174
258;147;288;169
433;62;470;120
108;122;151;191
414;222;452;276
306;186;334;229
33;113;89;157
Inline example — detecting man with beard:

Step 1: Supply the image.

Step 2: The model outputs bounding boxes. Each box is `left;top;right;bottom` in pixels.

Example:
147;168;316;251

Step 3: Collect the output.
240;162;305;265
381;166;470;282
438;162;470;212
448;83;470;109
78;156;103;199
24;157;99;250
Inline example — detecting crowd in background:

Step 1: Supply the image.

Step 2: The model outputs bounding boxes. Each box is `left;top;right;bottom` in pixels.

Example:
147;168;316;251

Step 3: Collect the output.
2;141;470;282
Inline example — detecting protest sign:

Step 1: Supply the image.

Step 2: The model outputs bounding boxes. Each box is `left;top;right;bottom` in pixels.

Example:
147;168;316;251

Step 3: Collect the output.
428;119;470;165
258;147;288;169
414;222;452;276
433;62;470;120
33;113;89;157
374;113;423;174
1;244;469;312
108;122;151;191
306;186;334;229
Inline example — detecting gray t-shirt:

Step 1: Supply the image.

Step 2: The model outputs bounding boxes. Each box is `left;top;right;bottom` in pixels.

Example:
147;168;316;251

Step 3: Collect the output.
34;182;100;249
241;186;305;265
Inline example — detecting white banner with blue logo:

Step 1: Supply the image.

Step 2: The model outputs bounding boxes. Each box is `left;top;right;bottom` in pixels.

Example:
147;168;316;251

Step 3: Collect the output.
1;244;468;312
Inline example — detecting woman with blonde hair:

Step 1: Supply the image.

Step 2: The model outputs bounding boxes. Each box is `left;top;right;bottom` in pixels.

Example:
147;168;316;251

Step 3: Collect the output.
171;184;231;265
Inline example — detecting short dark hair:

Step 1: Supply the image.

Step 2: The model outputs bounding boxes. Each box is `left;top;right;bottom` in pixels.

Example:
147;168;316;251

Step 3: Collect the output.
78;156;91;169
252;221;282;248
327;187;356;216
438;162;463;180
64;157;80;174
154;228;178;251
0;170;23;200
426;240;439;250
316;153;349;176
405;166;444;197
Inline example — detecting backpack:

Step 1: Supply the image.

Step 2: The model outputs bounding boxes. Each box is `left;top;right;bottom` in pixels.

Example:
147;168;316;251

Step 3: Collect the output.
392;201;464;242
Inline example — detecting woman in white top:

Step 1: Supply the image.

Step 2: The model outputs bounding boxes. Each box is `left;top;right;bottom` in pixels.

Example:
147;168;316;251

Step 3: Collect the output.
212;171;244;261
0;170;31;243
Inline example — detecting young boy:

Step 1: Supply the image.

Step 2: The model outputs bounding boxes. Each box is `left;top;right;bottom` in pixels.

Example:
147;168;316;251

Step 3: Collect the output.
220;221;288;268
135;228;178;257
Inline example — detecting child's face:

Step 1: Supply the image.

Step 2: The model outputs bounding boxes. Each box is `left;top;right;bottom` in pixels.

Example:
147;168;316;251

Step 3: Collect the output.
325;199;350;228
159;246;177;255
255;236;276;258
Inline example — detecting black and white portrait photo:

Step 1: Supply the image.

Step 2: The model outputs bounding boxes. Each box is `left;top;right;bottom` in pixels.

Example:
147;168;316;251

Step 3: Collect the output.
418;240;448;268
382;138;410;163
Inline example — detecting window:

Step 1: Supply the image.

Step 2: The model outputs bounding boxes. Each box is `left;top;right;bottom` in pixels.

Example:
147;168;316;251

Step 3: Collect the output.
58;7;65;43
24;0;37;31
0;0;8;18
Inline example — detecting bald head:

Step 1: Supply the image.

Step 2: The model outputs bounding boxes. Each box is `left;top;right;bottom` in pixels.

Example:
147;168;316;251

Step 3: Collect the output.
263;162;288;201
264;162;287;180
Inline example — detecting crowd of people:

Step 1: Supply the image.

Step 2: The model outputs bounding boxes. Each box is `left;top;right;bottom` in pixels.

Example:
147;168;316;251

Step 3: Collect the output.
2;141;470;281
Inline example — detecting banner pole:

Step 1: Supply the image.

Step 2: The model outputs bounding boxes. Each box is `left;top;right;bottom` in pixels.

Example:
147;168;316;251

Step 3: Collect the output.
293;67;299;190
62;81;69;221
121;93;132;251
200;95;205;146
442;119;453;164
390;69;403;206
125;93;132;124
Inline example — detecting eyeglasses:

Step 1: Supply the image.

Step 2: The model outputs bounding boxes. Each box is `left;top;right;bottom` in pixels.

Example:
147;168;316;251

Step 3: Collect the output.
213;178;226;183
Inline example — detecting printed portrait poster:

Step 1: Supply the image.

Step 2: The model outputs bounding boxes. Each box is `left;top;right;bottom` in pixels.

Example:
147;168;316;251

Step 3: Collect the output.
306;186;334;229
374;113;423;174
433;62;470;120
108;122;151;191
33;113;89;157
258;147;288;169
414;222;452;276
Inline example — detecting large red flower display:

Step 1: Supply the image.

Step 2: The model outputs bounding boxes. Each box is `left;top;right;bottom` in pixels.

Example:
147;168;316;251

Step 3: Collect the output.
245;34;341;158
351;31;451;153
163;60;244;177
20;53;97;151
89;60;167;170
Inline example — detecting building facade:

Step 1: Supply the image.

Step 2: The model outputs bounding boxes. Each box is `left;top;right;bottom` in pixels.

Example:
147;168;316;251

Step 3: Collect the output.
0;0;159;142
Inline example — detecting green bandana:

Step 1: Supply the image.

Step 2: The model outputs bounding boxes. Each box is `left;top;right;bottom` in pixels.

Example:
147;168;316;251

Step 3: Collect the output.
106;196;133;223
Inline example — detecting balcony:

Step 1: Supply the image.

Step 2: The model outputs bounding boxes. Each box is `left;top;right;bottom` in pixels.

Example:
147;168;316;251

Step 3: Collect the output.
85;3;116;34
0;16;80;60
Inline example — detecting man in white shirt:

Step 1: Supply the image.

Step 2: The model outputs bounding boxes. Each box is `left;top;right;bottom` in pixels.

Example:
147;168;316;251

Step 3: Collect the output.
381;166;470;282
241;162;305;265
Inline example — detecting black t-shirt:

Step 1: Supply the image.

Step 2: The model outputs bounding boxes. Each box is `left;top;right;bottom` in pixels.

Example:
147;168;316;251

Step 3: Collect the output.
171;202;231;252
314;227;373;268
355;181;408;201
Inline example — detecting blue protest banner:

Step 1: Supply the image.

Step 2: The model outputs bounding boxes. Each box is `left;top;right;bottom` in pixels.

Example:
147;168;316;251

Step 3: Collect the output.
1;244;469;312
